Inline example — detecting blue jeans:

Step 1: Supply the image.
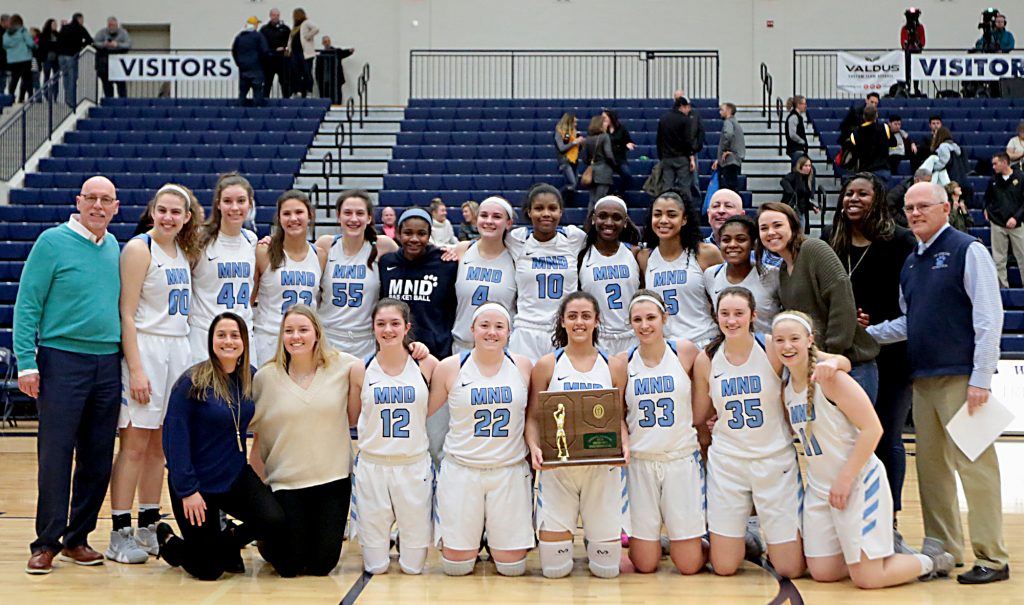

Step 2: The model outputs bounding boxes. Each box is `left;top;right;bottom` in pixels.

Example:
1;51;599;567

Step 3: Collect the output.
59;55;78;106
848;360;879;405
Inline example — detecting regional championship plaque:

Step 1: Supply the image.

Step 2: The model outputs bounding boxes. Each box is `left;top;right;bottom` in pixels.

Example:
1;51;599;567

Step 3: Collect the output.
538;388;625;468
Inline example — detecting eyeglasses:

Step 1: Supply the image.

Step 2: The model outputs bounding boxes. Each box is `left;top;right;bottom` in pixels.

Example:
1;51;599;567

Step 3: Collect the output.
903;202;944;215
80;194;117;206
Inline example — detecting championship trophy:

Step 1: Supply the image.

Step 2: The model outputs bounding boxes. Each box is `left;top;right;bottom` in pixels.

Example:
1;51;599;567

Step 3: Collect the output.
538;388;625;468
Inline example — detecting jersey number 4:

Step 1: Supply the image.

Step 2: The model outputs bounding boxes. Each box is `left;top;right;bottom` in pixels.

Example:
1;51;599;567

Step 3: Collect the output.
473;408;510;437
724;398;764;429
380;408;410;438
216;282;251;309
637;397;674;427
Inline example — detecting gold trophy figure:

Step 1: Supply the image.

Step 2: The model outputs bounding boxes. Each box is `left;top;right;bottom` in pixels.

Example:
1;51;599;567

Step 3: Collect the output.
553;403;569;461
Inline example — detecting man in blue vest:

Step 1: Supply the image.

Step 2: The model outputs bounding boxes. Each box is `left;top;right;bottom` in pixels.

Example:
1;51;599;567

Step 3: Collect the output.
867;182;1009;584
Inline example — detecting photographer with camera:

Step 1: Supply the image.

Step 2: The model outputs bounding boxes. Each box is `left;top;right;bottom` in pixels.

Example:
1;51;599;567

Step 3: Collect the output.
976;9;1014;52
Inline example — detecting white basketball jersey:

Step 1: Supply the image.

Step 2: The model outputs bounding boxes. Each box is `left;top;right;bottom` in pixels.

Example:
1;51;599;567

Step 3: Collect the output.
319;237;380;340
645;248;715;343
507;226;586;329
703;263;781;334
452;242;517;346
358;354;429;458
785;378;875;496
190;229;257;332
578;243;640;337
625;341;697;457
444;350;528;467
130;235;191;337
707;336;790;459
547;347;613;391
253;243;322;336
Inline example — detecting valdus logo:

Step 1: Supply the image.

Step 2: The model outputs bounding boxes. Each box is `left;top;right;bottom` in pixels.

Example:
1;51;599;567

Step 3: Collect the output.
845;56;901;74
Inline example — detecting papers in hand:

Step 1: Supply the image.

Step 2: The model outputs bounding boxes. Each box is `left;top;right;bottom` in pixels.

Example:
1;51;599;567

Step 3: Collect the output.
945;395;1015;462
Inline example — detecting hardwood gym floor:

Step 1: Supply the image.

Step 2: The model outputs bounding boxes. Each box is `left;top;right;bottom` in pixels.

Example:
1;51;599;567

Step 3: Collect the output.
1;427;1021;604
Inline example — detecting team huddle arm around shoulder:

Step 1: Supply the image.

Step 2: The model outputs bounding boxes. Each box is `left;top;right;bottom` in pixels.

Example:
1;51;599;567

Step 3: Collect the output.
163;375;201;498
964;243;1004;390
12;237;58;373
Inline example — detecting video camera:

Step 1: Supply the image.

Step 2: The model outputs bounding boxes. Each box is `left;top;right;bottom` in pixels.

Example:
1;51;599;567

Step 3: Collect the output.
979;8;1000;35
904;7;923;51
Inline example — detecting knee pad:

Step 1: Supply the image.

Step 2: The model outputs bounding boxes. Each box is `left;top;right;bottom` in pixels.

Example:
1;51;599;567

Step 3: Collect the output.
587;540;621;579
398;547;427;575
361;546;390;575
539;540;574;579
495;558;527;577
441;556;476;576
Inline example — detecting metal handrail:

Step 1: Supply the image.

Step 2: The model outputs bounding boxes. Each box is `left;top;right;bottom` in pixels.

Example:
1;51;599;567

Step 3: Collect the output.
345;97;355;155
333;121;346;183
322;151;334;205
760;63;773;123
356;74;367;128
816;185;828;233
775;97;785;153
360;63;370;119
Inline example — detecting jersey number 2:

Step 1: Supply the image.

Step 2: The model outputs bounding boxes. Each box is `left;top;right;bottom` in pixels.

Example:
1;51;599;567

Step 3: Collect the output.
473;408;510;437
282;290;315;313
380;408;410;438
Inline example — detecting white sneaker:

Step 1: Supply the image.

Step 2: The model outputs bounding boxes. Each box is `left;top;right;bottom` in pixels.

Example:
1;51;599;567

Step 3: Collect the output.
135;524;159;556
104;528;149;564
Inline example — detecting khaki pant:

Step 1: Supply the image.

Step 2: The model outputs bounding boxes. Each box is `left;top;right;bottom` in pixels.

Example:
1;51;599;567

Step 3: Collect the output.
913;375;1008;568
990;223;1024;288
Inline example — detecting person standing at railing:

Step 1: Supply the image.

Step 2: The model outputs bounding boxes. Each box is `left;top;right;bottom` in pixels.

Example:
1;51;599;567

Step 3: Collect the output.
3;15;36;103
287;8;318;98
0;14;9;94
37;20;59;94
316;35;353;105
712;102;745;192
94;16;131;99
56;12;92;106
260;8;291;98
656;96;697;196
784;96;809;167
232;16;270;108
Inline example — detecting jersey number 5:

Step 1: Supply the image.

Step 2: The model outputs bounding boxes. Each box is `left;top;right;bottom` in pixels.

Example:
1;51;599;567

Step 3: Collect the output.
724;398;764;429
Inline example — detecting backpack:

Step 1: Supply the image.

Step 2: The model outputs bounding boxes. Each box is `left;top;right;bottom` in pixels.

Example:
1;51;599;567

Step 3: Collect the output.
945;146;971;184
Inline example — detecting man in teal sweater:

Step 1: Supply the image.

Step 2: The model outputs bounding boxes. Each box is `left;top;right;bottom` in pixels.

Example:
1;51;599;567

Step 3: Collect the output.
15;176;122;575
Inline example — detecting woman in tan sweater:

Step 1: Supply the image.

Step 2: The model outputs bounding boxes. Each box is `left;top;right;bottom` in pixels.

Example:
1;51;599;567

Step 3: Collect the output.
249;304;359;576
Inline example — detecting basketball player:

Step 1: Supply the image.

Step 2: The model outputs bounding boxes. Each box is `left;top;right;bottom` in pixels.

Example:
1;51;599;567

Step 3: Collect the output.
692;286;822;578
189;173;258;362
107;185;201;563
703;215;780;333
638;191;722;347
317;190;398;358
772;311;955;588
253;190;325;366
617;290;706;574
507;184;587;360
578;195;643;355
347;299;437;575
526;291;630;579
428;302;534;576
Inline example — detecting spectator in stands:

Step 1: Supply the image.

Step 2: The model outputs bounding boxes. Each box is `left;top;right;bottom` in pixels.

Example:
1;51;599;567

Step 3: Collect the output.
378;208;459;358
976;12;1015;51
780;155;818;233
0;14;9;93
554;112;584;202
867;182;1009;586
829;173;917;540
3;14;36;102
985;152;1024;288
839;91;879;145
316;36;353;105
428;198;459;247
888;115;917;174
887;167;933;226
232;17;270;107
94;16;131;98
946;181;974;233
657;95;697;196
580;115;618;208
602;109;634;195
15;176;123;575
674;89;706;200
910;115;944;170
287;8;318;98
260;8;291;98
713;102;745;192
38;19;59;89
1007;121;1024;170
784;95;809;165
56;12;92;105
379;206;396;239
849;105;894;178
459;201;480;241
757;201;880;400
923;127;967;187
30;26;41;90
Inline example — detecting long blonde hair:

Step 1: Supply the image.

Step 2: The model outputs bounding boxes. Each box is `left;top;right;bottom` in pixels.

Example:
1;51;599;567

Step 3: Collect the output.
269;305;338;370
775;310;820;441
189;312;253;404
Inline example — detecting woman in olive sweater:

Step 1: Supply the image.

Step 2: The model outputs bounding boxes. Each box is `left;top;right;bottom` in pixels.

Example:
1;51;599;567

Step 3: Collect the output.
827;173;917;526
756;201;879;400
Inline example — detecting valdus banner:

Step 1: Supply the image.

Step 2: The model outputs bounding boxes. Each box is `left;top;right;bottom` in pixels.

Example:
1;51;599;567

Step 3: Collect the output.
911;53;1024;81
836;51;904;94
108;54;237;81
